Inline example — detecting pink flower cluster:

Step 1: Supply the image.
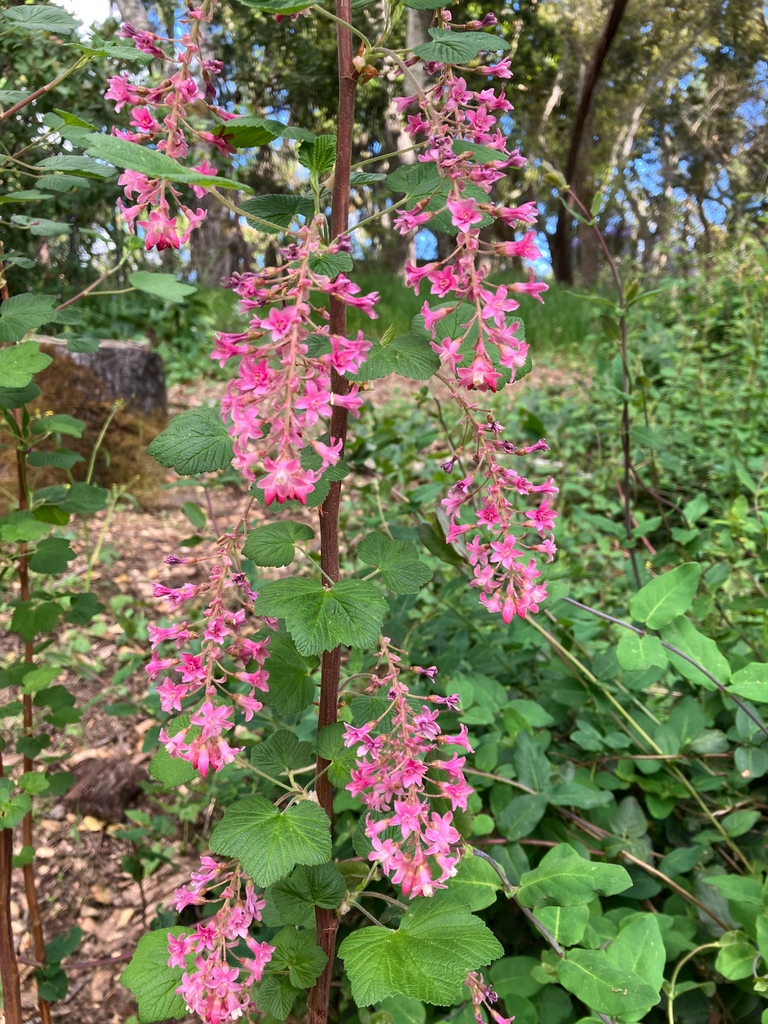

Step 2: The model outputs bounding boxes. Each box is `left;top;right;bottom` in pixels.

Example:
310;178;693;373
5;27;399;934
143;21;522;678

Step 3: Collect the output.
168;857;274;1024
215;220;377;503
106;0;224;249
441;431;558;623
148;541;271;775
344;640;473;898
466;971;511;1024
392;29;558;621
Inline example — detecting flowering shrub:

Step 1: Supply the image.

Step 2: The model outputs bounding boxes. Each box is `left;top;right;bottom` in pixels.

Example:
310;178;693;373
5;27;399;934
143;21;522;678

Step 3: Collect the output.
3;3;767;1024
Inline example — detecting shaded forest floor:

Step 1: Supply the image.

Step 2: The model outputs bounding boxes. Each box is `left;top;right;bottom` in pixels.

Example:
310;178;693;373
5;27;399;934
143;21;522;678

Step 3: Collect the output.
5;355;584;1023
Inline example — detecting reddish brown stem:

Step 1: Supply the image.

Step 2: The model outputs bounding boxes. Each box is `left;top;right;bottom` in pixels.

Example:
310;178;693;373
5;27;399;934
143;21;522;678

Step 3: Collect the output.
14;419;53;1024
307;4;358;1023
0;750;23;1024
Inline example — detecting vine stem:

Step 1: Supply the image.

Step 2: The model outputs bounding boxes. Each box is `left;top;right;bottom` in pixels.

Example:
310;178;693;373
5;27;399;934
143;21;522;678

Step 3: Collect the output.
307;3;358;1022
0;749;22;1024
666;943;721;1024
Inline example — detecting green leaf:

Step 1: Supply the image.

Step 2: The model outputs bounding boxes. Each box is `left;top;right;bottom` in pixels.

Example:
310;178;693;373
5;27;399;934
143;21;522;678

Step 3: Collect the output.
445;853;500;911
148;715;198;787
0;341;52;389
704;875;763;905
250;730;314;778
514;732;552;792
129;272;196;303
256;975;302;1020
352;333;440;382
516;844;632;908
349;172;387;185
616;633;668;671
605;914;665;1013
536;905;589;948
84;134;242;189
299;134;337;175
60;482;110;514
497;794;548;841
27;449;84;470
264;862;347;928
10;214;72;236
31;413;85;438
258;632;317;714
254;578;388;656
11;600;62;641
209;796;332;886
238;0;314;13
120;927;191;1022
240;193;316;233
715;933;758;981
413;28;510;64
148;407;233;476
308;252;354;277
358;532;433;594
628;563;701;630
339;895;503;1006
661;616;730;688
29;537;76;574
377;996;426;1023
1;512;52;543
37;154;115;179
243;521;315;567
66;592;104;625
271;927;328;988
721;809;760;837
401;0;447;8
22;665;60;694
2;5;78;33
0;381;41;408
214;115;315;149
316;721;358;786
556;949;659;1016
728;663;767;703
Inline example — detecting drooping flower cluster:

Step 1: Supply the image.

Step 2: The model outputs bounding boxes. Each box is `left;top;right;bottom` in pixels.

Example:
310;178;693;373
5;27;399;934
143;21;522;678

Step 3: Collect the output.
215;218;377;502
390;26;558;620
106;0;225;249
168;857;274;1024
148;538;271;775
465;970;512;1024
344;640;473;898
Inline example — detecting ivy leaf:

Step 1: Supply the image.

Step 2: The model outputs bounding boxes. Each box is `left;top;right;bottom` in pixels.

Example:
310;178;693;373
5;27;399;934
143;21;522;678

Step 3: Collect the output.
149;715;198;787
129;272;196;303
148;407;233;476
515;844;632;908
0;341;52;390
0;296;57;344
352;334;440;382
605;914;665;1004
84;134;243;190
243;522;315;567
264;862;347;928
29;537;76;575
316;721;358;786
628;563;701;630
358;532;433;594
338;895;503;1005
271;927;328;988
254;578;388;656
250;730;314;778
209;796;332;886
555;949;659;1017
616;633;668;671
497;794;548;842
536;906;589;948
120;927;191;1022
413;28;510;64
2;5;79;34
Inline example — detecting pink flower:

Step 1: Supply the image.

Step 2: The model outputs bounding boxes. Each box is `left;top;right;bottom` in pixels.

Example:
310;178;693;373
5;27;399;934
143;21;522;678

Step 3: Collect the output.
257;457;315;505
138;210;181;251
446;197;484;232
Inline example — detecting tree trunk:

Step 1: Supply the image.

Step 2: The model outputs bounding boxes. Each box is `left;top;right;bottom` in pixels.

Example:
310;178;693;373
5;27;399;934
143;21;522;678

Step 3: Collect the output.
551;0;631;284
113;0;153;34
